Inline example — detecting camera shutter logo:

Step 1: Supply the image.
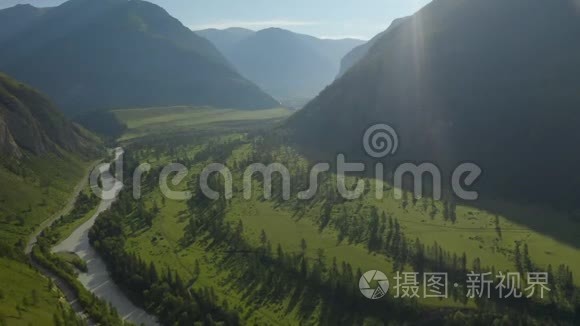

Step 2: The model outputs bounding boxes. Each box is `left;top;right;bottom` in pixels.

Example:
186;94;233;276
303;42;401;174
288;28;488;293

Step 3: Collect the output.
359;270;390;299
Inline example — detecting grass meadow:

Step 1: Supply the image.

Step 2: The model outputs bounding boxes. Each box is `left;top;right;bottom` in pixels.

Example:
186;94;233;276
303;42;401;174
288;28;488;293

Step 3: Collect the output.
110;106;579;324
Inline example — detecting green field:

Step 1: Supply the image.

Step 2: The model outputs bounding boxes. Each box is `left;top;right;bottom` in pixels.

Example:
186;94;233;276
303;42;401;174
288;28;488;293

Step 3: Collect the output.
108;106;579;324
47;184;100;247
113;106;292;141
0;154;88;247
0;152;93;325
0;257;65;326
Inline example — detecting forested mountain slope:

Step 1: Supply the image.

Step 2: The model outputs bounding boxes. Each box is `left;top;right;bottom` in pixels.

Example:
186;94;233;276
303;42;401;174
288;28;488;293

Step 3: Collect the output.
0;0;278;115
337;16;410;77
287;0;580;206
0;72;102;324
0;72;100;159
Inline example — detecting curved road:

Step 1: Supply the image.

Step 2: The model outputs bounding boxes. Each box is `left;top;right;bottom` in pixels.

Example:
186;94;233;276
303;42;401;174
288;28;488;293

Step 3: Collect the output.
28;148;158;326
26;159;99;324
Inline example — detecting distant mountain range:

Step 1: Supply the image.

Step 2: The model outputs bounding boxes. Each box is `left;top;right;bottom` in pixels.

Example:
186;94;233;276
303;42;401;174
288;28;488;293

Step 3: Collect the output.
0;72;100;159
197;27;364;106
0;4;49;43
0;0;278;116
337;17;410;78
286;0;580;206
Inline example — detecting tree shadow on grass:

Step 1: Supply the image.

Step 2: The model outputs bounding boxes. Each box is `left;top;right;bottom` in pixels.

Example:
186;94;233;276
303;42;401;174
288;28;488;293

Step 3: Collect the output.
472;197;580;250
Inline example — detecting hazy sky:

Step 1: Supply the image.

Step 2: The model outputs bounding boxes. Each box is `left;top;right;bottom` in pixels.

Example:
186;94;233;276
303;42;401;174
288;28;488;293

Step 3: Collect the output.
0;0;431;40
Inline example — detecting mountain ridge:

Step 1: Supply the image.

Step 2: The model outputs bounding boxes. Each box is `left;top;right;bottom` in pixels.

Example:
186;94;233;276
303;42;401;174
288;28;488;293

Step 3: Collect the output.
337;16;410;78
197;27;364;106
286;0;580;206
0;72;101;160
0;3;50;43
0;0;278;115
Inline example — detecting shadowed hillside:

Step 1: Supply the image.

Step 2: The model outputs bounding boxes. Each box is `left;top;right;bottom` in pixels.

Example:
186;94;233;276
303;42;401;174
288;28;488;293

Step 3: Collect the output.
0;0;278;115
0;4;49;43
287;0;580;208
337;16;410;77
0;72;101;159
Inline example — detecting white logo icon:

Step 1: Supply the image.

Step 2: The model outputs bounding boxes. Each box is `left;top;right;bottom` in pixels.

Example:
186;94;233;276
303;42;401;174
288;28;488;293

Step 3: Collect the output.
363;124;399;158
359;270;390;299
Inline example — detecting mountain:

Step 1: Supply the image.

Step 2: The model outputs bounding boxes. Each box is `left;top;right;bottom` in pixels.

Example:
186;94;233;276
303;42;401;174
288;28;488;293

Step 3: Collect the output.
197;27;364;106
0;72;100;159
197;27;256;54
337;17;410;78
286;0;580;206
0;4;49;43
0;72;105;324
0;0;278;116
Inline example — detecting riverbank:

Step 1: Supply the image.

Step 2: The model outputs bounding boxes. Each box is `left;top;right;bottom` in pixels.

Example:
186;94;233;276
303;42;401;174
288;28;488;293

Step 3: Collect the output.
52;148;158;326
27;148;157;326
24;160;98;325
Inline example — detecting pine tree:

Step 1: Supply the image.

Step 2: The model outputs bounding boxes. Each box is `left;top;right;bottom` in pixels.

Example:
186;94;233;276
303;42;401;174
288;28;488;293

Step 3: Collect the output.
461;252;467;274
400;235;408;268
385;217;394;251
300;257;308;279
194;259;201;277
149;262;159;284
402;190;409;210
391;219;401;256
547;264;555;301
316;248;326;266
276;244;284;260
31;289;38;306
449;200;457;223
494;216;502;239
523;243;532;272
52;313;62;326
514;242;523;272
368;207;380;251
175;272;185;295
260;229;268;248
430;199;438;219
235;220;244;245
414;238;425;276
300;238;307;254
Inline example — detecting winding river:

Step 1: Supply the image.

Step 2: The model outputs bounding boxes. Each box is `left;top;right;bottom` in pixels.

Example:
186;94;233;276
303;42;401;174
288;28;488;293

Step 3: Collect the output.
52;148;159;326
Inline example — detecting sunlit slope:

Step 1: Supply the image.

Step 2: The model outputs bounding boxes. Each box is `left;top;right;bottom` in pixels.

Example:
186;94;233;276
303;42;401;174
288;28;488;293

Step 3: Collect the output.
113;106;292;140
287;0;580;208
0;73;100;325
110;109;579;324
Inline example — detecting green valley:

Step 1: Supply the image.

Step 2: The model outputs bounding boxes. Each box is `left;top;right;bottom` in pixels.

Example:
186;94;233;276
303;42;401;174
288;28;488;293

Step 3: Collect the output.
0;74;101;325
1;0;580;325
84;105;579;324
